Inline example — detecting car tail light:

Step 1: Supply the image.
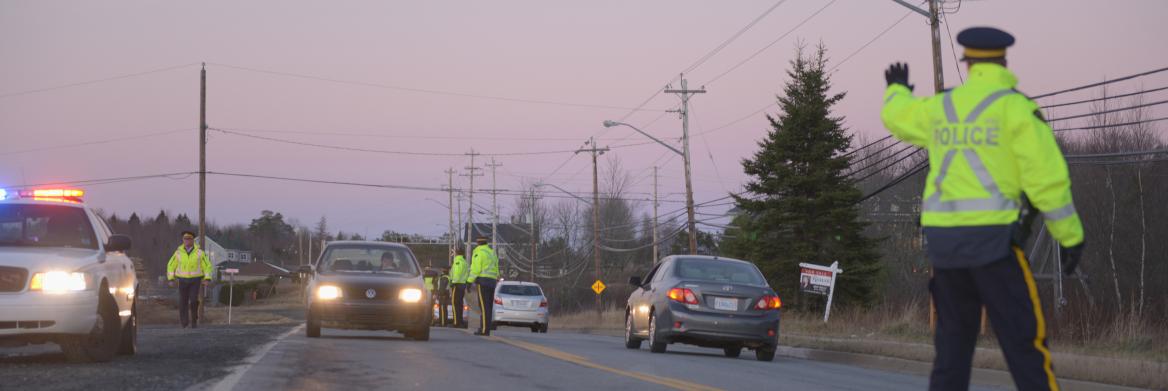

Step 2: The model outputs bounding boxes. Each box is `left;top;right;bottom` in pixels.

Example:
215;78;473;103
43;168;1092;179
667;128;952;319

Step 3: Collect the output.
540;300;548;307
494;297;503;305
668;288;698;305
755;295;782;310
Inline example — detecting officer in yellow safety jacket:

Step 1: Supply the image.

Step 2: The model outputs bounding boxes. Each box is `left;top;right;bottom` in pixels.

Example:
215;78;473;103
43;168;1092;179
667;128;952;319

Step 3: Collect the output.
166;231;213;328
881;27;1084;391
448;248;469;328
467;237;499;336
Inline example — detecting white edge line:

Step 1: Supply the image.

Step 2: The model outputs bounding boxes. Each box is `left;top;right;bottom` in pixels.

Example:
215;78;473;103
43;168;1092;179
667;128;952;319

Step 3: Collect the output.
208;324;304;391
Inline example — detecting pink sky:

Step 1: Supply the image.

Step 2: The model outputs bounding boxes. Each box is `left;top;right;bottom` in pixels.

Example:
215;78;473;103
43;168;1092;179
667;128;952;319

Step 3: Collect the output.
2;0;1165;238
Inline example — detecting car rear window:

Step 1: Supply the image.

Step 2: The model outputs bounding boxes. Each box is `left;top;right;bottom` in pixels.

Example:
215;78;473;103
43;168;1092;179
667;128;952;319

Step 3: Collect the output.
319;245;419;276
499;285;542;296
674;258;766;285
0;204;97;250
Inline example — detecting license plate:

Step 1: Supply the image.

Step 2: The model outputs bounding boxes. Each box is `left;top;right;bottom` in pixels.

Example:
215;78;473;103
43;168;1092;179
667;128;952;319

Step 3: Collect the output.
511;300;529;308
713;297;737;311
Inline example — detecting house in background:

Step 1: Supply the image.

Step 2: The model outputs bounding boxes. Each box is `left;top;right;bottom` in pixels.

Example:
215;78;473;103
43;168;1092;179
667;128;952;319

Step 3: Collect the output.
196;236;254;280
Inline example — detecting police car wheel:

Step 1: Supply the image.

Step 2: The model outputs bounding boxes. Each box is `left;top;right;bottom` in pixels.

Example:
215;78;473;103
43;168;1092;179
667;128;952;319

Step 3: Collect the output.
62;287;122;363
539;323;548;333
117;298;138;355
529;324;540;333
306;310;321;338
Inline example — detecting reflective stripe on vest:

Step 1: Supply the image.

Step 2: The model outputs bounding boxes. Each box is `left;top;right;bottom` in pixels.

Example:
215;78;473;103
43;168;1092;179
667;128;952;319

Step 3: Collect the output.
173;249;206;278
924;90;1021;213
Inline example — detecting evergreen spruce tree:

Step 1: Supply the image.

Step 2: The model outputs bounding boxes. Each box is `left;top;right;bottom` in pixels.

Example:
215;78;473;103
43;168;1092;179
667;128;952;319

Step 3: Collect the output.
728;45;882;307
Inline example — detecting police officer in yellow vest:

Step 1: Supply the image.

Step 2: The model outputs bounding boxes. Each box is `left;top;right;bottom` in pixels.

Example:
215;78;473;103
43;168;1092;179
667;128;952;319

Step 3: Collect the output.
882;27;1084;391
449;247;469;328
166;231;213;328
467;237;499;336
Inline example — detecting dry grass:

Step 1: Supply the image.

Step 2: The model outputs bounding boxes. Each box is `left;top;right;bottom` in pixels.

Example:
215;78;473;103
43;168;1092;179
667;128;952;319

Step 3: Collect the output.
138;282;303;326
551;303;1167;389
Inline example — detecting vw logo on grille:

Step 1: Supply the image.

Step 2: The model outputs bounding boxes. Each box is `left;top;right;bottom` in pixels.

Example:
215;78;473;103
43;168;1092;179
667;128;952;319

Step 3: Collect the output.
365;289;377;299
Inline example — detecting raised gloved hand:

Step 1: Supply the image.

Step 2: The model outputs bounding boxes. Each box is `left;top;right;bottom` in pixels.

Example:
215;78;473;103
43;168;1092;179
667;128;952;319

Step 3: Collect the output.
1059;241;1085;275
884;62;914;91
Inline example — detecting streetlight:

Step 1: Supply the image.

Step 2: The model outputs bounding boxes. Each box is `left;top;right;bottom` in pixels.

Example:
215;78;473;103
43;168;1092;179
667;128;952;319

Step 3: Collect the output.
603;120;697;255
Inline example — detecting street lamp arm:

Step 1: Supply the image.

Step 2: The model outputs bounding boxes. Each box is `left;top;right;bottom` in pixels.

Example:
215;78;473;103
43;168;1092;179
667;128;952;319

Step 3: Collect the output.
603;120;684;157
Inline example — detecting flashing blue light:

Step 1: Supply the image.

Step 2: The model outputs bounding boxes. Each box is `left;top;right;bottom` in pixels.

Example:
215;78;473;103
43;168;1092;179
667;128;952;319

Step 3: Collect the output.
0;189;6;200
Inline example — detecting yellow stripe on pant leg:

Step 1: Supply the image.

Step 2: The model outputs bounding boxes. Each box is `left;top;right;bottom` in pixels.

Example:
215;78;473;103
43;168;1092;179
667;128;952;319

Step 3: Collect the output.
478;284;487;333
1013;247;1059;391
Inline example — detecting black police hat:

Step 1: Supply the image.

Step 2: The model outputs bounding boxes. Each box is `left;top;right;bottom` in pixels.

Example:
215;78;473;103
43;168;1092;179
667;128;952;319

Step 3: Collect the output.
181;230;196;239
475;236;489;244
956;27;1015;60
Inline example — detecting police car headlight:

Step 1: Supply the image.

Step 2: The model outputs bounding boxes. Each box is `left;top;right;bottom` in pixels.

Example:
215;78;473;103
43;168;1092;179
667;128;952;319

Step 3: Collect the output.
317;285;342;300
30;272;88;293
399;288;423;303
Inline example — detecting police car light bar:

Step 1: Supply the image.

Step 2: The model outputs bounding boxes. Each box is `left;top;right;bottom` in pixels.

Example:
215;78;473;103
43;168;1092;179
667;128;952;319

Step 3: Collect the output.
15;188;85;203
0;189;7;200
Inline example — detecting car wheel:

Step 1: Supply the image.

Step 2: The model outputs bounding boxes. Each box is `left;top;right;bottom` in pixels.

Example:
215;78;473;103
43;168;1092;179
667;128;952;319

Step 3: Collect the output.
648;313;666;354
756;346;776;362
306;309;321;338
117;299;137;355
406;326;431;341
530;324;540;333
723;346;742;358
624;313;642;349
61;287;122;363
539;323;548;333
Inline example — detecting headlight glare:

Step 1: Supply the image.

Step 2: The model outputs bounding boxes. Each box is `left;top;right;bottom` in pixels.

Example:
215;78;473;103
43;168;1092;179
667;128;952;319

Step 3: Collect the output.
30;272;87;293
399;288;423;303
317;285;342;300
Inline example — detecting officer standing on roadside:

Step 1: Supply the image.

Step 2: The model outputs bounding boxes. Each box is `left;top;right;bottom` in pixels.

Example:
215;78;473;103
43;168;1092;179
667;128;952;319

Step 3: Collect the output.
167;231;213;329
449;247;469;328
467;237;499;336
881;27;1085;391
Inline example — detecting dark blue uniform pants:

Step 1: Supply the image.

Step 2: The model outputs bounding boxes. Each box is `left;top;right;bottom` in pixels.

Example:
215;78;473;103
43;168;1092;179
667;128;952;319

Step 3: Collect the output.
451;284;466;327
177;277;204;328
474;277;497;335
929;247;1058;391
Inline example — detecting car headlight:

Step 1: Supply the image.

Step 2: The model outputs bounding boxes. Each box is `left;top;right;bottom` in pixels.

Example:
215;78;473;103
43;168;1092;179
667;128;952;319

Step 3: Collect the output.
30;272;88;293
317;285;342;300
399;288;423;303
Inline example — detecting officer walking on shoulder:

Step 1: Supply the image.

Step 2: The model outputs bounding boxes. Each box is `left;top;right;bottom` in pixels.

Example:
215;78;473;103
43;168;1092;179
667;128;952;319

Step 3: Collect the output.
166;231;213;329
467;237;499;336
881;27;1084;391
449;247;469;328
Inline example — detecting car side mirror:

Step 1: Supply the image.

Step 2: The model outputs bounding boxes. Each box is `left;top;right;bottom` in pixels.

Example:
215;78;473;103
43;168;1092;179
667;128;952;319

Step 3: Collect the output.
628;276;642;287
105;235;131;252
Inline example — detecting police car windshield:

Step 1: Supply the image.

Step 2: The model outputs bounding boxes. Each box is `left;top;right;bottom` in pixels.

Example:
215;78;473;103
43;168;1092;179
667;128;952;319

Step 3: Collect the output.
319;246;419;276
0;204;98;250
499;285;542;296
674;258;766;285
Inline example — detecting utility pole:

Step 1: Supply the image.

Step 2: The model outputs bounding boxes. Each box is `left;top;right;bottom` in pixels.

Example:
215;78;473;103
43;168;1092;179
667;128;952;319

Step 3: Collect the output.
486;158;502;249
446;168;456;258
527;191;540;283
577;137;609;315
461;150;482;253
890;0;945;93
652;166;659;265
664;74;705;255
456;191;465;246
198;63;207;252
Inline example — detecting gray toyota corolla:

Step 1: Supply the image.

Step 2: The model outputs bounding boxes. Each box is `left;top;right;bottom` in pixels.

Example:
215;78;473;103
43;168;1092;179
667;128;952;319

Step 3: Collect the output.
624;255;781;361
303;241;430;341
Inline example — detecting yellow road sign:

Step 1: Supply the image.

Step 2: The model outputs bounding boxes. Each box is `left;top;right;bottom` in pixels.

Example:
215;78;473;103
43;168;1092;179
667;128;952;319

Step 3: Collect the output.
591;280;606;295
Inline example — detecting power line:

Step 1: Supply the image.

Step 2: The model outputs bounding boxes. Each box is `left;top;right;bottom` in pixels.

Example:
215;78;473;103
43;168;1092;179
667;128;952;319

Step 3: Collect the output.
206;62;668;112
1052;116;1168;133
5;172;199;189
848;143;919;179
213;126;599;142
704;0;841;86
0;63;199;99
831;10;915;72
1041;85;1168;110
1044;99;1168;123
0;128;193;156
682;0;791;75
852;147;924;183
1031;66;1168;100
940;11;964;84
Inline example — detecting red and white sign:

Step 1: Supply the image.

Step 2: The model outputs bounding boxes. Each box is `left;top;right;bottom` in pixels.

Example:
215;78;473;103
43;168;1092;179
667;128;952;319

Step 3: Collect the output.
799;262;844;322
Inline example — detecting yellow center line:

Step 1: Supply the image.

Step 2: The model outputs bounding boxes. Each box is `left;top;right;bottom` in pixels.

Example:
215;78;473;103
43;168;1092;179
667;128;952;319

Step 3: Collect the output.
489;334;723;391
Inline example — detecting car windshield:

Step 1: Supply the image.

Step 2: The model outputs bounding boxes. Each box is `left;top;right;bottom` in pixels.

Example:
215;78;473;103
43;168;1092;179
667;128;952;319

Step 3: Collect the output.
499;285;542;296
319;245;419;276
674;258;766;285
0;204;98;250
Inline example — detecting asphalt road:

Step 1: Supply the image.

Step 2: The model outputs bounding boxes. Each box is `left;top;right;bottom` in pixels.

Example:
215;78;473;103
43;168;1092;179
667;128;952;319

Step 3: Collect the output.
220;326;1006;391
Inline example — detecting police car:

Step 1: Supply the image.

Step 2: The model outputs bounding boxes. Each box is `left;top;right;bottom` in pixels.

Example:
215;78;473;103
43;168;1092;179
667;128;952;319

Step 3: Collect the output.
0;188;138;362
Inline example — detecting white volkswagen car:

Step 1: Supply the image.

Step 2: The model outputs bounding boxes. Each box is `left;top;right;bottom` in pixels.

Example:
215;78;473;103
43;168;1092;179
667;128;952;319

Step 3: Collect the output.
492;281;549;333
0;188;138;362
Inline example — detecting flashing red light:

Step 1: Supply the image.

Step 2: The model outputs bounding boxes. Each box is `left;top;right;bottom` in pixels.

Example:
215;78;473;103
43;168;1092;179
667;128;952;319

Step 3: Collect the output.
18;189;85;203
668;288;699;305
